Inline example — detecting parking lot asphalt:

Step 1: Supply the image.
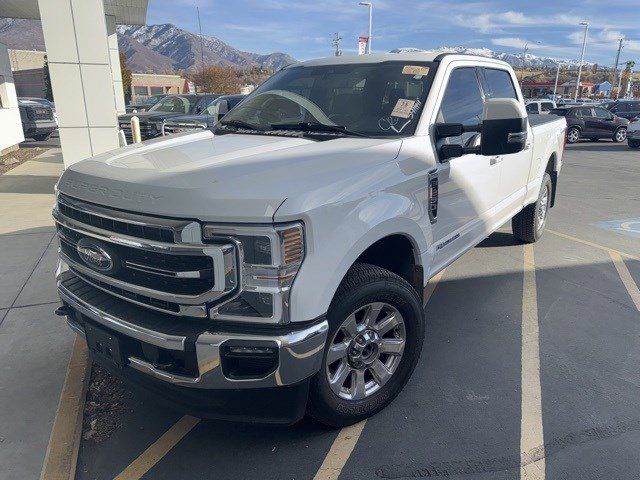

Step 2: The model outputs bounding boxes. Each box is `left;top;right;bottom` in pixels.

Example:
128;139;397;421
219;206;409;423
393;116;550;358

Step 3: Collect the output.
55;141;640;479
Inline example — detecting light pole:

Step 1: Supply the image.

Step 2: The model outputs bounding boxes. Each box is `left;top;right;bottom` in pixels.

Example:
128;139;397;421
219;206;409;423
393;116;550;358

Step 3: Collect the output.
574;21;589;102
520;41;541;82
553;62;563;99
358;2;372;54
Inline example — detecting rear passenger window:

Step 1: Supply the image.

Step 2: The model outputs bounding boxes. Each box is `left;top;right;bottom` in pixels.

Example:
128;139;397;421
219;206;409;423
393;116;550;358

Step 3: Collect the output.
576;108;593;117
541;102;554;112
526;103;537;113
479;68;518;100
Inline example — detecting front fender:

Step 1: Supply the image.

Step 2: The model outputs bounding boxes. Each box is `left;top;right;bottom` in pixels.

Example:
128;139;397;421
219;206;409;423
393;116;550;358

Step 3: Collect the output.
284;189;432;323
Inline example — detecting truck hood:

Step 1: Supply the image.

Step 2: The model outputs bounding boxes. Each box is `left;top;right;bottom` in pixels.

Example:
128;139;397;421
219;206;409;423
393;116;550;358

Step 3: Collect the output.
58;130;402;223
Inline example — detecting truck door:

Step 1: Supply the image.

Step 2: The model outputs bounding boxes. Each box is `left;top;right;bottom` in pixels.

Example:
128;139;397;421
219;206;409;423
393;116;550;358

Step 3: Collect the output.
478;67;531;219
431;66;502;270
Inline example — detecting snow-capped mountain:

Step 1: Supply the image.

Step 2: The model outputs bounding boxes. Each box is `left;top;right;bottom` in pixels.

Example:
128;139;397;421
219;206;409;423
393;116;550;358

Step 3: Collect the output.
0;18;296;73
391;46;589;69
116;24;296;72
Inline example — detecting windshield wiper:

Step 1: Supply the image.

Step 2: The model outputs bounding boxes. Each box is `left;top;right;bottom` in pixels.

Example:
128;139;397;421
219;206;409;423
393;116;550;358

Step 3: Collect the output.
270;122;368;137
218;119;265;131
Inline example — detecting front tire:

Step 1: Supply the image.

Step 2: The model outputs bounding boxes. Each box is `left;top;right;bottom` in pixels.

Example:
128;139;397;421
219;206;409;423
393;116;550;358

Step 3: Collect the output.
629;139;640;149
512;172;552;243
307;263;425;427
613;127;627;143
566;127;580;144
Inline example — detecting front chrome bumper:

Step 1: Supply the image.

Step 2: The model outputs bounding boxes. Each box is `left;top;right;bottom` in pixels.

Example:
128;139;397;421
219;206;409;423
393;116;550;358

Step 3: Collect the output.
57;266;328;390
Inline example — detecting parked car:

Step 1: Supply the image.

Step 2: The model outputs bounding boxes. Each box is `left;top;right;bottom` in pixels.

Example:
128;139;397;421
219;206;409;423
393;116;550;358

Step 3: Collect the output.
550;105;629;143
54;53;566;426
606;99;640;121
18;99;57;141
162;94;246;135
627;116;640;148
19;97;58;125
118;94;219;143
526;99;556;114
125;94;167;114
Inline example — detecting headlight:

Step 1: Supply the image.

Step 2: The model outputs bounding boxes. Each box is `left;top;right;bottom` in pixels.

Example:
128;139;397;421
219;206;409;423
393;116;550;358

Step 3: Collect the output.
202;223;305;324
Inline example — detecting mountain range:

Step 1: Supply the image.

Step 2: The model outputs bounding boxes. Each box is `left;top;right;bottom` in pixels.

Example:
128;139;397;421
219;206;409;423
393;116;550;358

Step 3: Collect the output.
391;47;592;70
1;17;591;74
0;18;296;72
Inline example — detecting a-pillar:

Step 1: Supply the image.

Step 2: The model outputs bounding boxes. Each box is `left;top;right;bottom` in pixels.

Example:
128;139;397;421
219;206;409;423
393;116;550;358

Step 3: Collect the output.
38;0;119;167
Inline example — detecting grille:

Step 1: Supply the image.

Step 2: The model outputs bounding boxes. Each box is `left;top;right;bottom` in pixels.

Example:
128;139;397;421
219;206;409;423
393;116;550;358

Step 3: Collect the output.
57;199;175;243
120;123;157;142
54;195;238;318
58;225;215;296
28;107;54;121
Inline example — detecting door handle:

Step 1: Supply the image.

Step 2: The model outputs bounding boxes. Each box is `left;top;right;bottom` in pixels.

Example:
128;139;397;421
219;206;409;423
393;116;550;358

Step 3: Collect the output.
490;156;502;165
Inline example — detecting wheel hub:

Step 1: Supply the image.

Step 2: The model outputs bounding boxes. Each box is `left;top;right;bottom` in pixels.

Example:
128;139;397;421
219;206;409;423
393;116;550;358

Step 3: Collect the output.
348;330;382;368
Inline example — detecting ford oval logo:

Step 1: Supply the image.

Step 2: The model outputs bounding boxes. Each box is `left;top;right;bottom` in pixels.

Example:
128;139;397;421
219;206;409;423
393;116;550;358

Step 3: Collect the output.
76;238;116;274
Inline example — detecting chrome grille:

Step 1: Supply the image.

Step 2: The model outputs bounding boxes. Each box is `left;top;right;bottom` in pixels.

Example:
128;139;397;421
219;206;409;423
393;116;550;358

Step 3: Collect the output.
54;194;238;318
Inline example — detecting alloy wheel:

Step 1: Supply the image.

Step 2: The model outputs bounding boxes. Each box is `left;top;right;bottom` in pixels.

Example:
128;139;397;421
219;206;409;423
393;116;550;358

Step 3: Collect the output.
616;129;627;142
537;184;550;231
325;302;406;401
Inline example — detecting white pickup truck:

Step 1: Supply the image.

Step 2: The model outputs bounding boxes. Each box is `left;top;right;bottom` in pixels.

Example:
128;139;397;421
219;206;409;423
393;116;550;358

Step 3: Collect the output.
53;53;566;426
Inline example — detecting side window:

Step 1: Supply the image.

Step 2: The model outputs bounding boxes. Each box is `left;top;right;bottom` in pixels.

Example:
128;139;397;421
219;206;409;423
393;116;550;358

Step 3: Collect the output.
437;67;484;146
594;108;611;119
631;102;640;112
541;102;554;112
576;107;593;118
526;103;538;113
479;68;518;100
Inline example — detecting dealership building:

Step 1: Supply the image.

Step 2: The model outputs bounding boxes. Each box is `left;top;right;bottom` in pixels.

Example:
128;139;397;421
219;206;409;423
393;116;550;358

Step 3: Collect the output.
0;0;149;167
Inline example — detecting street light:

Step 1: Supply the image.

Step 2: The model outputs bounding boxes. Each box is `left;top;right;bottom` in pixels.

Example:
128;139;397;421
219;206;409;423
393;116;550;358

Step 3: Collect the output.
574;21;589;102
358;2;372;54
553;62;564;99
521;41;541;82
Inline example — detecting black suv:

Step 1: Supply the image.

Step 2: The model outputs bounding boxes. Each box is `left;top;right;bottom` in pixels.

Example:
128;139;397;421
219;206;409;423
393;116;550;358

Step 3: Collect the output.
161;94;246;135
550;105;629;143
118;94;218;143
606;99;640;120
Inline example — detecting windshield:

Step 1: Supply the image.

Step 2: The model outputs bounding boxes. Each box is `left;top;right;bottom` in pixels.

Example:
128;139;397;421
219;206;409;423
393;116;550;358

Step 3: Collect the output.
220;61;435;138
149;96;196;114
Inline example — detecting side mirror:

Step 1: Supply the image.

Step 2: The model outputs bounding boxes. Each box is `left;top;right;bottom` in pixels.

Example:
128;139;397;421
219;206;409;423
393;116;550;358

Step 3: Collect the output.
434;123;464;139
480;98;528;156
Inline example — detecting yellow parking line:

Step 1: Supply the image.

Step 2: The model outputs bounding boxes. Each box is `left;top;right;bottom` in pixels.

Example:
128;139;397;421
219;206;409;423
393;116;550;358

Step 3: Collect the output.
548;229;639;261
313;270;446;480
114;415;200;480
40;337;91;480
520;245;545;480
313;421;367;480
609;251;640;312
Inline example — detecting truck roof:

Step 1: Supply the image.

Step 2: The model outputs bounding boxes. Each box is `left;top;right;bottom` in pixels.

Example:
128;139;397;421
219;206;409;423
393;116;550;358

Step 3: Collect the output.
295;52;510;68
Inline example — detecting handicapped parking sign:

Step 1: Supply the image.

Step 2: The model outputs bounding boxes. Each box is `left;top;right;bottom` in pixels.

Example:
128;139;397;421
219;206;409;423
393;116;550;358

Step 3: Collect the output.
593;218;640;239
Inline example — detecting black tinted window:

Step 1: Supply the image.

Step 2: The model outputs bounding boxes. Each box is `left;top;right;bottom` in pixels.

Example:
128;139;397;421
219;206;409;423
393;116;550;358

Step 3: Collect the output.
479;68;518;100
550;108;568;116
526;103;538;113
594;108;611;119
437;68;483;147
575;108;593;117
541;102;554;111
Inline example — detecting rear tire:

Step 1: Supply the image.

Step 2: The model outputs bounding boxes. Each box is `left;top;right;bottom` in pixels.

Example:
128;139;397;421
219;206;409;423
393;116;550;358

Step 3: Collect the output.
629;139;640;149
307;263;425;427
566;127;580;144
613;127;627;143
512;173;552;243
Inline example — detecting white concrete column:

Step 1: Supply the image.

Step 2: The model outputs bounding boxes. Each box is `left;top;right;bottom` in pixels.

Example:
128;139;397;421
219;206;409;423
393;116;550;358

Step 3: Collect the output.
106;15;126;115
38;0;119;167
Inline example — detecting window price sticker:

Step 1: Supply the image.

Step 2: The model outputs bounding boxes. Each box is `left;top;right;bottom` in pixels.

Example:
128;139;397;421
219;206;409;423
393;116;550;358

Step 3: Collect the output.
402;65;430;78
391;99;417;119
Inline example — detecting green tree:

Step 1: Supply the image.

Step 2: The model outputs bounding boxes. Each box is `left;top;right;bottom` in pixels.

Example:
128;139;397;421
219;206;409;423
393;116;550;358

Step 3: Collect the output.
120;52;132;104
43;55;53;101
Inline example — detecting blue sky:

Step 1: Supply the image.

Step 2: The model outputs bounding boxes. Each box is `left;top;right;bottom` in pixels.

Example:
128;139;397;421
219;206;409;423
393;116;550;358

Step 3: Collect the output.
147;0;640;65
